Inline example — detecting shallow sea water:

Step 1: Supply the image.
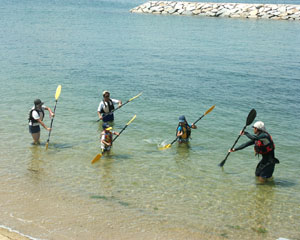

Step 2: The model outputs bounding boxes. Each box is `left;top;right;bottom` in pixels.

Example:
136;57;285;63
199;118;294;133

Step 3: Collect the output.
0;0;300;239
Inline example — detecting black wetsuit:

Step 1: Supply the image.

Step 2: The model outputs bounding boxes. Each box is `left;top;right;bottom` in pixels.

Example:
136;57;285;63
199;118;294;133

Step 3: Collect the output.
235;131;279;178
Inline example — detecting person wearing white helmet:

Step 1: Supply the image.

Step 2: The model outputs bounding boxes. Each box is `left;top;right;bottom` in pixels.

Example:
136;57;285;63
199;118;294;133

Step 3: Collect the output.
97;91;122;122
176;115;197;143
229;121;279;183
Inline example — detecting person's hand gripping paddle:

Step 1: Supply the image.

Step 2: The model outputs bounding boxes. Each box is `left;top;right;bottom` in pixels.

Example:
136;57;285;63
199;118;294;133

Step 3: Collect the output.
91;115;136;164
45;85;62;150
218;108;256;167
159;105;215;150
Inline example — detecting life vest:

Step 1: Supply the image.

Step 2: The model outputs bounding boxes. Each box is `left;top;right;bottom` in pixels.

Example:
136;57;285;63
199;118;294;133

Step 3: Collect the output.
100;99;115;114
176;123;191;140
28;108;44;124
254;132;275;155
103;131;113;144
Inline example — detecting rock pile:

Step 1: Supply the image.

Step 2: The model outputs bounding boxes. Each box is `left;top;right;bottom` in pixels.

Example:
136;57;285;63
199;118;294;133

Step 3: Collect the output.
130;1;300;20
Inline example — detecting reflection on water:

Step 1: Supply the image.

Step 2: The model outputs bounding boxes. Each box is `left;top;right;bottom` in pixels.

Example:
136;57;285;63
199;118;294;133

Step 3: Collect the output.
250;184;275;234
27;146;44;179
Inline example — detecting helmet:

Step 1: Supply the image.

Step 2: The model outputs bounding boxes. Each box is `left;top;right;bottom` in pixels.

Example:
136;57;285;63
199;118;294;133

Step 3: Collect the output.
179;115;186;123
253;121;266;131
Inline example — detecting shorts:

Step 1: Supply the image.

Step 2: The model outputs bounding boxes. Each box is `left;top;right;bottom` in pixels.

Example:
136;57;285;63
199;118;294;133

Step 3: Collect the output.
255;161;275;179
102;114;114;122
29;125;40;134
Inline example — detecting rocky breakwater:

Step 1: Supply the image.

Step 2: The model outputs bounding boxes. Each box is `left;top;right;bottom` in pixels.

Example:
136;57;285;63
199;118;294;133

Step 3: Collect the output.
130;1;300;20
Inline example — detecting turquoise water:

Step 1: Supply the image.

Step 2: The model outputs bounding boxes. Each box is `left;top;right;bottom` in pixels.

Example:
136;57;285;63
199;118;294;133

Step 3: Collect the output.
1;1;300;239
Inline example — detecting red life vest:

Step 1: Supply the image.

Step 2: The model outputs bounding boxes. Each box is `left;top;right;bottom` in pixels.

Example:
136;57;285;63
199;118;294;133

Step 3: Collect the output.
103;131;112;144
254;132;275;155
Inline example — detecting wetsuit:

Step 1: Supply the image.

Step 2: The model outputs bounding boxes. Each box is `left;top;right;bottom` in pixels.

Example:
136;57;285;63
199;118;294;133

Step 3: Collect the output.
234;131;279;179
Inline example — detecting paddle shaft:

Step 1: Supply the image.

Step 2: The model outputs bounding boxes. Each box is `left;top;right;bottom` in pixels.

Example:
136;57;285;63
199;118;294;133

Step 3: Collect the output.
112;125;128;143
219;125;247;167
46;100;58;144
193;114;205;125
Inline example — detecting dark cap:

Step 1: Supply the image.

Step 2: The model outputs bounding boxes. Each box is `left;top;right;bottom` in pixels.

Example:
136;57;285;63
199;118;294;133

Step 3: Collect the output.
179;115;186;123
34;99;44;106
102;123;110;129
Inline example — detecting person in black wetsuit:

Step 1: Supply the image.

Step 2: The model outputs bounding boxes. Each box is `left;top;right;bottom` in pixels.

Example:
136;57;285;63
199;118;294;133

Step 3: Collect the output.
229;121;279;183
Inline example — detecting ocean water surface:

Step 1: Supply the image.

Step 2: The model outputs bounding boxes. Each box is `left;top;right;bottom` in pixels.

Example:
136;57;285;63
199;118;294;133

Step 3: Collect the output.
0;0;300;239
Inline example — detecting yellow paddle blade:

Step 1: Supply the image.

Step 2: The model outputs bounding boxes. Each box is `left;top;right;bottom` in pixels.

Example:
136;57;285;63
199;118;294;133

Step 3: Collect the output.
55;85;62;100
204;105;215;115
126;115;136;125
159;144;172;150
129;92;143;102
91;153;102;164
45;142;49;150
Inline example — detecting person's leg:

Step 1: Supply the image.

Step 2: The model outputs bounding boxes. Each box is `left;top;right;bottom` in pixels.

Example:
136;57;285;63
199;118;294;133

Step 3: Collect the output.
257;176;266;183
256;162;275;183
29;125;41;144
31;132;40;144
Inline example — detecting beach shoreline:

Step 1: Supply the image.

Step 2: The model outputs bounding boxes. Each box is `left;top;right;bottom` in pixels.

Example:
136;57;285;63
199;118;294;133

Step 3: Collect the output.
0;227;32;240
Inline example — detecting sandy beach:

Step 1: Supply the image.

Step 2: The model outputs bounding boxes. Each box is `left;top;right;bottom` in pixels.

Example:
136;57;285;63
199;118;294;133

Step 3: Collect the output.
0;227;31;240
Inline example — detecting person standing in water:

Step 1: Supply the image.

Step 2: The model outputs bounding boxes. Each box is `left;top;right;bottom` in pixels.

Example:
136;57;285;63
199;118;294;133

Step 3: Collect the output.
100;123;120;152
229;121;279;183
28;99;54;144
97;90;122;122
176;115;197;143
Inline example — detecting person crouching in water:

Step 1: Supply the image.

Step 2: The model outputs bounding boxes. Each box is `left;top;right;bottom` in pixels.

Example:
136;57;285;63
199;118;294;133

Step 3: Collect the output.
229;121;279;183
176;115;197;143
28;99;54;145
101;123;120;153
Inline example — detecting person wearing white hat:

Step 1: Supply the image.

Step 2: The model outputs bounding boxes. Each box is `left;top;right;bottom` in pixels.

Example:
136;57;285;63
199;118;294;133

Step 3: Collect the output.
97;91;122;122
28;99;54;144
229;121;279;183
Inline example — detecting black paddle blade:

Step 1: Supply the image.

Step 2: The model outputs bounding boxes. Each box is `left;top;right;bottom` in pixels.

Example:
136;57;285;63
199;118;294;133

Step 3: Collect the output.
219;152;230;167
246;109;257;126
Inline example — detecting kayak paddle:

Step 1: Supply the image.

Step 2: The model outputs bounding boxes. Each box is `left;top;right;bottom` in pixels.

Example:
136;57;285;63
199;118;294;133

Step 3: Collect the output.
218;108;257;167
159;105;215;150
45;85;62;150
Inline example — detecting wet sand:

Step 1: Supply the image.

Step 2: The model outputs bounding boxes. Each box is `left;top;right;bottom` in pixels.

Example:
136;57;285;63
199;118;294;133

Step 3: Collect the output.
0;227;31;240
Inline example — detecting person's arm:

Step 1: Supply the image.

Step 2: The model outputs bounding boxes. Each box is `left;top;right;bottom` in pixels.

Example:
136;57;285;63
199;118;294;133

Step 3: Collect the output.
118;100;122;107
37;119;51;131
45;106;54;118
113;131;120;136
97;102;103;120
230;140;254;152
112;99;122;107
244;131;269;141
191;123;197;129
177;126;183;137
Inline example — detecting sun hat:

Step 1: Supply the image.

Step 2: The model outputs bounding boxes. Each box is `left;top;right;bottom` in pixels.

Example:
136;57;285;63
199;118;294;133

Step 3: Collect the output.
34;99;44;106
179;115;186;123
253;121;266;131
102;90;110;96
